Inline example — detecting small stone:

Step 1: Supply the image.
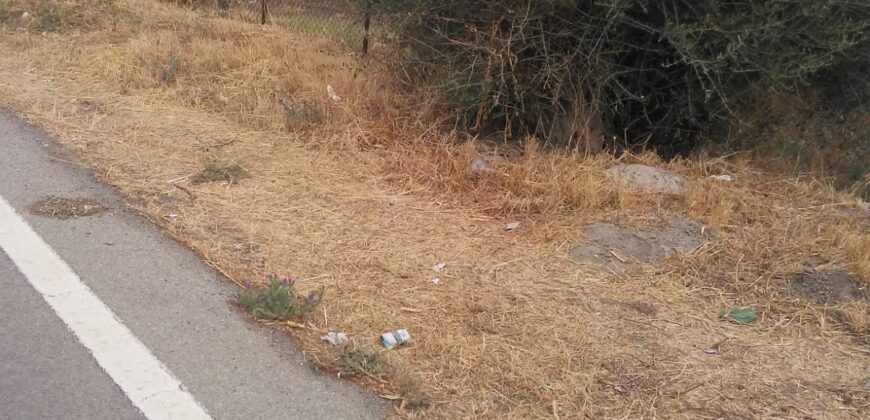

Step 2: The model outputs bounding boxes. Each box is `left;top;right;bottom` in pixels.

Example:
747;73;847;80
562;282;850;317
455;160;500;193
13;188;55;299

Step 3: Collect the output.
321;332;349;346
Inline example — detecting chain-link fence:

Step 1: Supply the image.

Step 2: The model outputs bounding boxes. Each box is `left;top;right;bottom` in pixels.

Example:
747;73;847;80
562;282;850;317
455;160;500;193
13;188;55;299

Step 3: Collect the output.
218;0;366;51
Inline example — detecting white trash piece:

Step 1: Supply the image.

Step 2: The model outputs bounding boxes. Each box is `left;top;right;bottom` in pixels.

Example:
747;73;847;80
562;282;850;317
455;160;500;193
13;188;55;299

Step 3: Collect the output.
432;262;447;272
381;328;411;349
469;158;487;172
505;221;521;231
321;332;349;346
327;85;342;102
707;174;733;182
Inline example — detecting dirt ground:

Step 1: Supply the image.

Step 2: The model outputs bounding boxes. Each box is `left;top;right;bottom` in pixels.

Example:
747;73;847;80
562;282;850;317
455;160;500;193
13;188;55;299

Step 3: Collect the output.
1;1;869;418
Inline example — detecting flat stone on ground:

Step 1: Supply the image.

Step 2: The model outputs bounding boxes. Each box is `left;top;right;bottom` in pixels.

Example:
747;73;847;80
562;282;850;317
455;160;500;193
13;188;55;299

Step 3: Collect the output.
606;164;688;194
569;216;712;271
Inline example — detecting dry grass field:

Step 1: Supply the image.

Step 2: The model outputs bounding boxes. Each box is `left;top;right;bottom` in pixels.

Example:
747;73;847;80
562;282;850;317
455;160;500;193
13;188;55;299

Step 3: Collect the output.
1;1;868;417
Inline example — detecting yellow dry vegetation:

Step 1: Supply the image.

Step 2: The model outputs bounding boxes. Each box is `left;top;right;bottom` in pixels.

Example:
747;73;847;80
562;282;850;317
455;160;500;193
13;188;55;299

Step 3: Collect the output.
1;0;868;417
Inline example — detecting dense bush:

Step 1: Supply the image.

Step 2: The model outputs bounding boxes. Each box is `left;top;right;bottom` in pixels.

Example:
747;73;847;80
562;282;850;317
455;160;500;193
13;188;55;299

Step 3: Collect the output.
372;0;870;155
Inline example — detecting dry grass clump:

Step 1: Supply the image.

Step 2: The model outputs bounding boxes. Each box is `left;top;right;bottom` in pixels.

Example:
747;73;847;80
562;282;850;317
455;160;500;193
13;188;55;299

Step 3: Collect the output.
30;196;107;219
1;1;868;418
190;162;247;185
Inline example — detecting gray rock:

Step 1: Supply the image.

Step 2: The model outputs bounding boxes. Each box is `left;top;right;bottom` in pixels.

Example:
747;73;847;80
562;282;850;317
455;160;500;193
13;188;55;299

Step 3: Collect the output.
568;216;712;271
606;164;688;194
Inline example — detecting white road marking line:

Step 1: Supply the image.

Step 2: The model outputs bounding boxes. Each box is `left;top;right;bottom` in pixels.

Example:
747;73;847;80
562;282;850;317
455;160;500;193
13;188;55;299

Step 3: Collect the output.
0;196;212;420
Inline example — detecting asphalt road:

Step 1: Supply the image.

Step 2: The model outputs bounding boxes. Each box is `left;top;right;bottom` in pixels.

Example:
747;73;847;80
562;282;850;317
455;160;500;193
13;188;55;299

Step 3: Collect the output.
0;111;386;419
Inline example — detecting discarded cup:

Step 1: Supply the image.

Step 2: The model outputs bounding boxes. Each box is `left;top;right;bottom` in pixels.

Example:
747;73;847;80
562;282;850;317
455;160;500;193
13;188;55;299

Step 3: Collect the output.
381;328;411;349
321;332;349;346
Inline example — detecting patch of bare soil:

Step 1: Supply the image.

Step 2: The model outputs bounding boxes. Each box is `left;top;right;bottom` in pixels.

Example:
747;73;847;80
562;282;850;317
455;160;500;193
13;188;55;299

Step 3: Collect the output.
568;216;713;271
790;268;868;304
30;196;106;219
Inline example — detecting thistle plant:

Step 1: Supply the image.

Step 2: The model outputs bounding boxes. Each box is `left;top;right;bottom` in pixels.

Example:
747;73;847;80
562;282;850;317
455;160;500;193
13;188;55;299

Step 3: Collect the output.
238;274;324;320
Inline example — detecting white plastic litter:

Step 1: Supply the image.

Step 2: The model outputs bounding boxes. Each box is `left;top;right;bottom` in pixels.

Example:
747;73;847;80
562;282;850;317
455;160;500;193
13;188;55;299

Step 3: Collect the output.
432;262;447;272
431;277;441;285
505;222;521;231
326;85;342;102
707;174;733;182
321;332;349;346
469;158;487;172
381;328;411;349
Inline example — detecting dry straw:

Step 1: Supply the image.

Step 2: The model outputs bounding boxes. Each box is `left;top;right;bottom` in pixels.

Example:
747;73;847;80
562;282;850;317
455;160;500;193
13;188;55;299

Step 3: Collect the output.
0;0;867;417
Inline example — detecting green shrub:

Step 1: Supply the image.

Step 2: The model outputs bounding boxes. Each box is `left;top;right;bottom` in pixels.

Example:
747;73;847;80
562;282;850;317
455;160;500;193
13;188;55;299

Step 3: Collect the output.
238;275;324;320
373;0;870;155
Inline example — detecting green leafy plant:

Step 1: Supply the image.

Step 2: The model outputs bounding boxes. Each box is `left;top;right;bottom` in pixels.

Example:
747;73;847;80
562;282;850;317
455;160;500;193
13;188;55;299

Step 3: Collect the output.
238;274;324;320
